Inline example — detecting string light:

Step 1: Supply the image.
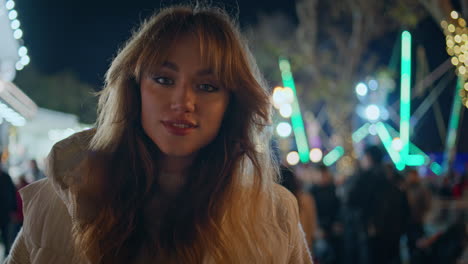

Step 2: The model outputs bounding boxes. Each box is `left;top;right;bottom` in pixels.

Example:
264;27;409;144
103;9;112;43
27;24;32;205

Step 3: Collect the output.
441;13;468;108
451;11;459;20
4;1;30;71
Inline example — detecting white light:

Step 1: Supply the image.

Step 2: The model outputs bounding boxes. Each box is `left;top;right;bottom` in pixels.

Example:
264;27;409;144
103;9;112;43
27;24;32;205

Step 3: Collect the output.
272;87;285;109
13;120;26;127
279;104;292;118
355;82;368;96
8;10;18;20
5;0;15;10
13;29;23;39
309;148;323;163
272;87;295;109
368;124;377;135
10;19;20;29
48;128;75;141
276;122;292;138
368;79;378;90
392;137;403;151
18;46;27;57
286;151;300;166
0;104;26;126
15;62;24;70
20;55;30;65
282;87;294;104
11;116;26;127
365;104;380;121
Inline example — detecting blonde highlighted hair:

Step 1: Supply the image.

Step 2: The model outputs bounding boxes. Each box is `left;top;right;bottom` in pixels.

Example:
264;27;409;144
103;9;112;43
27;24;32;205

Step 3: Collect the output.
74;5;288;263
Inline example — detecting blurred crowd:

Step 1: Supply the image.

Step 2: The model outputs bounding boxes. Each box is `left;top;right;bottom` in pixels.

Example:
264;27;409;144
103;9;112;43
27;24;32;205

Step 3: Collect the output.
281;145;468;264
0;158;44;257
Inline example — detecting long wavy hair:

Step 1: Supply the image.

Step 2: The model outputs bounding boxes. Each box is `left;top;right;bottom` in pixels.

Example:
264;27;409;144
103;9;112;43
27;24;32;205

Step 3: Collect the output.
73;5;287;263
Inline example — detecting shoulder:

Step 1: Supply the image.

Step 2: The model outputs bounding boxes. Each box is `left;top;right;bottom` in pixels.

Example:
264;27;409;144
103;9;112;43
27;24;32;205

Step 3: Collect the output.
19;179;75;257
273;184;299;212
20;179;68;226
45;129;94;181
272;184;300;226
45;129;94;194
272;184;314;263
20;179;70;220
39;129;95;218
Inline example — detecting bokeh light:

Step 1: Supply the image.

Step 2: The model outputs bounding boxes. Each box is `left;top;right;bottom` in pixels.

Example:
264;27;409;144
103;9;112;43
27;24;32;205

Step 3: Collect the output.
279;104;292;118
368;79;378;90
18;46;27;57
286;151;300;166
309;148;323;163
365;104;380;121
276;122;292;137
5;0;15;10
8;10;18;20
355;82;368;96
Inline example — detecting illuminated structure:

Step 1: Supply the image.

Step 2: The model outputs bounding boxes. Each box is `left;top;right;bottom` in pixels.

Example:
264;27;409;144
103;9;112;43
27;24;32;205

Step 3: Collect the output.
274;31;444;174
0;0;37;158
1;0;30;77
352;31;440;174
439;11;467;173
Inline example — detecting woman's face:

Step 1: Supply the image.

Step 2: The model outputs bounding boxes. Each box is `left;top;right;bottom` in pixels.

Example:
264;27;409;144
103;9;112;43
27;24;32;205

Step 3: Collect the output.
140;34;230;161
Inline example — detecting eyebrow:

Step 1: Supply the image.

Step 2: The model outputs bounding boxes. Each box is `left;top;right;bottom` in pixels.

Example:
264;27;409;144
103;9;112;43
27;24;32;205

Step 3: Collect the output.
162;61;214;76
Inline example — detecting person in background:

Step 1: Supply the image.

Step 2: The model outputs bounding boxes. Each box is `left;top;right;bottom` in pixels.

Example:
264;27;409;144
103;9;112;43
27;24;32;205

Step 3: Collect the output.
404;168;432;264
27;159;45;182
438;169;456;199
6;5;312;263
309;164;341;264
452;164;468;199
0;153;17;257
280;165;318;251
10;175;29;246
345;145;410;264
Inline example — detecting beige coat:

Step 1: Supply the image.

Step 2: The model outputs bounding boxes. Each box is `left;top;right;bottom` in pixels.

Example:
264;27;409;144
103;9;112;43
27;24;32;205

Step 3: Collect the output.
4;131;313;263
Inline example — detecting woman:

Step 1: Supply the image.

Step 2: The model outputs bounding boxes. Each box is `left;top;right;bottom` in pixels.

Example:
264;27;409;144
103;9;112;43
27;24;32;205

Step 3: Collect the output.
6;5;312;264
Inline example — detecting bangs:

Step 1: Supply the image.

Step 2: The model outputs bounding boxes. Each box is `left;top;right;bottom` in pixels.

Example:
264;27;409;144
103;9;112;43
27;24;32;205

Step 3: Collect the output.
134;8;242;91
194;14;239;91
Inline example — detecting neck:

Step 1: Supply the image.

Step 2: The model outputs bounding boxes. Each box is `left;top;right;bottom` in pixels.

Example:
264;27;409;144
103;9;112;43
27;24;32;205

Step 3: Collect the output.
157;154;195;194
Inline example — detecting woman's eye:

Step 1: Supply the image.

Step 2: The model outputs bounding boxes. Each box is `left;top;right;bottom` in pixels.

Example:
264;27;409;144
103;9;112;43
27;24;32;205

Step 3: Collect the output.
198;83;219;92
153;77;174;85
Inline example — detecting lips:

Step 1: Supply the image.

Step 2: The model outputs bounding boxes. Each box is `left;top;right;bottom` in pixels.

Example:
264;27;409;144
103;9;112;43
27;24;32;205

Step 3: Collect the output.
161;120;198;136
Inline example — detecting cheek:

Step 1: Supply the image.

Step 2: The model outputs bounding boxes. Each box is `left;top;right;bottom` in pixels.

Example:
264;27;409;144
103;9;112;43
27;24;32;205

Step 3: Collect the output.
140;91;163;130
206;99;229;128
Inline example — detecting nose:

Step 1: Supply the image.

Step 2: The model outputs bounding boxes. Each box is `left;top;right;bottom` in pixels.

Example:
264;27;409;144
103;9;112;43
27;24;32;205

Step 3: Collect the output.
170;82;196;113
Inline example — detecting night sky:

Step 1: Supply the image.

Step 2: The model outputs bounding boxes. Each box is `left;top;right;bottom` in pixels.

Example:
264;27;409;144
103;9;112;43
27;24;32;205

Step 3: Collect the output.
11;0;468;155
14;0;295;86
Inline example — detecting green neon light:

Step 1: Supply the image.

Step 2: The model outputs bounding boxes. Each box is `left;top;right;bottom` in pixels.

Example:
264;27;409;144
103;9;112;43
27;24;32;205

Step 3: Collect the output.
430;162;442;176
400;31;412;170
376;122;402;168
352;123;371;142
442;77;463;172
383;124;430;165
323;146;344;166
406;154;426;166
279;58;309;163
